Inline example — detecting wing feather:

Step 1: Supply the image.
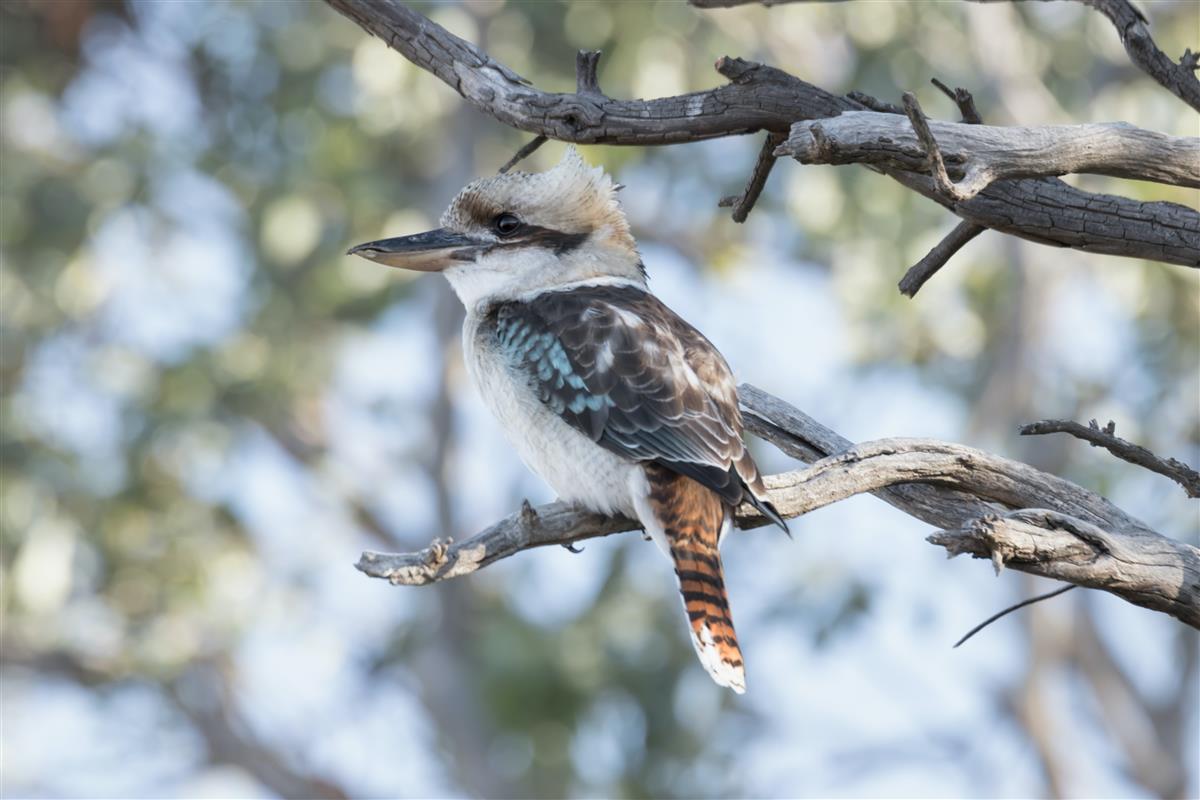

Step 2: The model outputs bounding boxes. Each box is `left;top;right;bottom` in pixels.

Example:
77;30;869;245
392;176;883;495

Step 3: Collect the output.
490;283;783;530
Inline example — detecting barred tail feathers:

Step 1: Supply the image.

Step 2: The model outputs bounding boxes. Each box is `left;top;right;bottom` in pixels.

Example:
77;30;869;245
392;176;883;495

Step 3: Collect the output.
635;465;746;694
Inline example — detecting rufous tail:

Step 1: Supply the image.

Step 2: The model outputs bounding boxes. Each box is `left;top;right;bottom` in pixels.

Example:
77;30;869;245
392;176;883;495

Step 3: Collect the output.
643;465;746;694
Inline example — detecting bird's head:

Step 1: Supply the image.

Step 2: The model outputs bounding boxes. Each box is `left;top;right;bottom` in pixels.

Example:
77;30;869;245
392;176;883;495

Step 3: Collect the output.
349;147;642;309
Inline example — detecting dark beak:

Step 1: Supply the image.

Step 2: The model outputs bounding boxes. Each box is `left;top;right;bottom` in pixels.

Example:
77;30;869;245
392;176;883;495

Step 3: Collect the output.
347;228;486;272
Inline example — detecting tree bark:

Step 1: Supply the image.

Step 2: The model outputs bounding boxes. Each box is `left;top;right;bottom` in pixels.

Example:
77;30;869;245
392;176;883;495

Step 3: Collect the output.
322;0;1200;268
778;114;1200;198
356;385;1200;630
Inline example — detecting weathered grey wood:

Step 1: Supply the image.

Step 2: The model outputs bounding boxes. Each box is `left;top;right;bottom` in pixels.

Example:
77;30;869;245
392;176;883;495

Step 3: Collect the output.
356;384;1200;629
779;113;1200;198
692;0;1200;113
322;0;1200;268
929;509;1200;626
737;383;1000;528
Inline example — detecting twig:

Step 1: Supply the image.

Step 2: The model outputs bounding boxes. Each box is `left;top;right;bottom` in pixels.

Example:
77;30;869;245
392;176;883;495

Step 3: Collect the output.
1021;418;1200;499
718;131;787;222
902;91;970;203
576;49;603;95
953;584;1075;647
846;90;904;115
899;221;986;297
498;135;549;174
930;77;983;124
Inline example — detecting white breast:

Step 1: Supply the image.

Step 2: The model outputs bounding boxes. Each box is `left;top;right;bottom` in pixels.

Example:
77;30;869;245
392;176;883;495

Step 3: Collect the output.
463;313;639;518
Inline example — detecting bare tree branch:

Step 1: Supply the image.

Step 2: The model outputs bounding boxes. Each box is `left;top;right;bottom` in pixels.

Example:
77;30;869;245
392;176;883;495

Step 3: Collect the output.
718;131;787;222
900;92;968;201
1039;0;1200;112
498;135;548;174
692;0;1200;112
777;112;1200;199
895;81;989;296
931;78;984;125
928;509;1199;627
356;384;1200;629
899;221;986;297
1021;418;1200;498
322;0;1200;269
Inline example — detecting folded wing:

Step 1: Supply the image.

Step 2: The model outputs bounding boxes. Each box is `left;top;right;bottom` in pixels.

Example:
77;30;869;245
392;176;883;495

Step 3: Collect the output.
490;282;785;530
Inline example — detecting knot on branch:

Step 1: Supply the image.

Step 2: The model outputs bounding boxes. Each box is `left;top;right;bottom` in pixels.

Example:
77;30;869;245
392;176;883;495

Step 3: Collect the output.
901;91;974;203
929;509;1113;581
714;55;759;82
519;498;539;531
929;513;1015;575
356;536;456;586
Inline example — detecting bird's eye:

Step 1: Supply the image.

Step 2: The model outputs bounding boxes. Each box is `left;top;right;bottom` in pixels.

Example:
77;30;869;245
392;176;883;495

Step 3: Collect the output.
493;212;522;237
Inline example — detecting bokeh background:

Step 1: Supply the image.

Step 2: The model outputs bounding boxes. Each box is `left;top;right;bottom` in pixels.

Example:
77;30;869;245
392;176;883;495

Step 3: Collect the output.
2;1;1198;797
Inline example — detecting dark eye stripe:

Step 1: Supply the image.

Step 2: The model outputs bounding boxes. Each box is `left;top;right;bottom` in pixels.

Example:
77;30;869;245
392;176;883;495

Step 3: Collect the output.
505;225;588;255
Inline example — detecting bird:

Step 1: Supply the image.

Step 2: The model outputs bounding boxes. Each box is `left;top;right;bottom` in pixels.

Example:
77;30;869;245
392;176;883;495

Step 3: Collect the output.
348;147;786;693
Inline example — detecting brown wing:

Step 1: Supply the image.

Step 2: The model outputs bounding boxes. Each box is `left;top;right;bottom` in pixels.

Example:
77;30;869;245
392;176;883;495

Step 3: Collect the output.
490;283;785;530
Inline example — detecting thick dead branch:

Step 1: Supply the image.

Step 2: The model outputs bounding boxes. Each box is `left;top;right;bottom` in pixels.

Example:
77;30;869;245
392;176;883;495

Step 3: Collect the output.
692;0;1200;112
356;384;1200;628
779;112;1200;199
929;509;1199;625
322;0;1200;268
1021;418;1200;498
899;221;986;297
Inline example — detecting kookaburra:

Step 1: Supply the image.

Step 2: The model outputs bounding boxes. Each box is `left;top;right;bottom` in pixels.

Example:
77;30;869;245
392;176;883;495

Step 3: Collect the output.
349;148;786;693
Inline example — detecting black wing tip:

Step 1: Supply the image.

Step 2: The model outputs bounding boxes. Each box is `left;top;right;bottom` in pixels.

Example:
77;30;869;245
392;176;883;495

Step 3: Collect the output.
749;495;790;537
